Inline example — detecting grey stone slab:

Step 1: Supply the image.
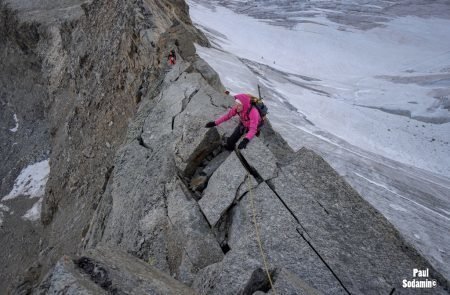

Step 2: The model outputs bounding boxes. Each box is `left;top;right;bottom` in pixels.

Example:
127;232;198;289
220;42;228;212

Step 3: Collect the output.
270;268;322;295
171;82;230;178
166;178;223;285
193;57;225;92
164;61;192;84
201;150;231;179
95;140;171;273
193;182;346;294
44;247;196;295
179;85;238;138
268;148;450;294
236;173;259;199
240;136;278;181
174;121;221;178
142;72;203;147
35;256;107;295
198;152;248;227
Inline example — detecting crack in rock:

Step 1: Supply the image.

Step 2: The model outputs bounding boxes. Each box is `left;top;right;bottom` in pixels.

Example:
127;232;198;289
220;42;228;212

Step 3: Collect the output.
235;150;264;183
137;127;152;149
182;88;199;112
75;257;119;293
172;88;199;131
295;229;351;295
264;178;350;293
213;202;236;255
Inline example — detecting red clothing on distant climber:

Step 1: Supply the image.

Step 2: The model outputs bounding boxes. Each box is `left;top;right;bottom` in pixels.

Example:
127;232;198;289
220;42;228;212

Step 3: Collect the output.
168;50;176;65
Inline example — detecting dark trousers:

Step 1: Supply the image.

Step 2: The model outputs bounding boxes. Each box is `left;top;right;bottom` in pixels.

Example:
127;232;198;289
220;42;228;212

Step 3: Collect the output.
226;124;246;150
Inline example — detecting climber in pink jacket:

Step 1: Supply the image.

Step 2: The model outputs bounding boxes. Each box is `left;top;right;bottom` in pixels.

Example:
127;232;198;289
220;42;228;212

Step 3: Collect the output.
205;93;261;150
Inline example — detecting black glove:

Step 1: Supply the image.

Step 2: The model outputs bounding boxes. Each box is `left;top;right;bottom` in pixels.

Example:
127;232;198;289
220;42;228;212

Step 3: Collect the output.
205;121;216;128
237;138;249;150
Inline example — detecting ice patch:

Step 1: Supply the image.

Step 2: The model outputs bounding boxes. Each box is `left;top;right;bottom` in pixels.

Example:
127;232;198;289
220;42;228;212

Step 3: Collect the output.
389;203;408;212
9;114;19;132
414;234;421;239
354;172;450;222
22;198;42;222
438;208;450;217
2;159;50;201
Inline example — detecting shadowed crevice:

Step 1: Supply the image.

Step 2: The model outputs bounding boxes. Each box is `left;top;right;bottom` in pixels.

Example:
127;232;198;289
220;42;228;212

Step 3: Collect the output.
241;267;278;295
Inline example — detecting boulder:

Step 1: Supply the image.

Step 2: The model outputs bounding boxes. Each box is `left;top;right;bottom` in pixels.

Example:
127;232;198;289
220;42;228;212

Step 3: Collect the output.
35;256;106;294
240;136;278;181
198;152;248;227
36;247;196;294
166;178;224;285
193;57;225;92
172;80;229;178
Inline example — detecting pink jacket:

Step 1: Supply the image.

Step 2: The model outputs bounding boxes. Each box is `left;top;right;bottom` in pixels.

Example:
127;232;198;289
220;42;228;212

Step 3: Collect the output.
214;94;261;140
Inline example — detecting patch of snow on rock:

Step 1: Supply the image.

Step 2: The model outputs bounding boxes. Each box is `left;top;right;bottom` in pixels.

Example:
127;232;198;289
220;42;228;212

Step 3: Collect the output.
22;198;43;222
9;114;19;132
2;159;50;201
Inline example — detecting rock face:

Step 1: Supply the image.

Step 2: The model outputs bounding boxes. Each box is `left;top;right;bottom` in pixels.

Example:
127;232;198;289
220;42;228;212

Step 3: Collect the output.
0;2;51;289
35;247;196;294
1;0;449;294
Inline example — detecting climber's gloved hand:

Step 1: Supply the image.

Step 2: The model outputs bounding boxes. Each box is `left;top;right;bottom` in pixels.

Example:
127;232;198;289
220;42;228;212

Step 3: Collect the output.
205;121;216;128
237;138;249;150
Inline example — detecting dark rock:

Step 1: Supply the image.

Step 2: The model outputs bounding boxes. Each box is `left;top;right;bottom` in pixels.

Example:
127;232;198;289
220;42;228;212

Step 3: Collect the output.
201;150;231;179
190;175;208;192
35;256;107;294
36;248;196;294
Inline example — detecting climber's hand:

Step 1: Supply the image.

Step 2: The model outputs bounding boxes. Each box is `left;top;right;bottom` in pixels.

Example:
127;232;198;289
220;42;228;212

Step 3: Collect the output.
237;138;249;150
205;121;216;128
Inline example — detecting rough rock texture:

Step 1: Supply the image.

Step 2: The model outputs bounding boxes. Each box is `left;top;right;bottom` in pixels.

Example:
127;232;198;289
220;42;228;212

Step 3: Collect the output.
166;177;224;285
268;268;322;295
34;256;107;295
0;1;52;289
199;152;249;227
0;0;211;291
35;247;196;294
1;0;450;294
267;148;437;293
240;136;278;181
194;182;346;294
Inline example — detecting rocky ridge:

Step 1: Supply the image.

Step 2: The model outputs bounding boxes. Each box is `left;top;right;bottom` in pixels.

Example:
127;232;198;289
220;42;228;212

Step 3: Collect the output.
0;0;449;294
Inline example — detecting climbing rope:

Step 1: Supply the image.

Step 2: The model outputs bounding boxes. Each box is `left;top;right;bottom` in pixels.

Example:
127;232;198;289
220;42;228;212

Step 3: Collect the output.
247;172;277;294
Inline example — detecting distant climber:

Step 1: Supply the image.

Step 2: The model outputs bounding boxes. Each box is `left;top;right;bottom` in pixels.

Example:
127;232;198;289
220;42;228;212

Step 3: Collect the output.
168;49;176;65
205;94;264;150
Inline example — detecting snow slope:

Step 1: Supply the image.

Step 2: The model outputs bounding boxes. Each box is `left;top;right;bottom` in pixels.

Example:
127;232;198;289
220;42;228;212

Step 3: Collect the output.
189;2;450;177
